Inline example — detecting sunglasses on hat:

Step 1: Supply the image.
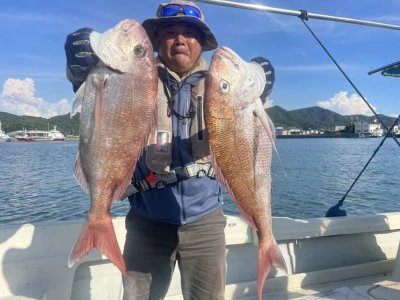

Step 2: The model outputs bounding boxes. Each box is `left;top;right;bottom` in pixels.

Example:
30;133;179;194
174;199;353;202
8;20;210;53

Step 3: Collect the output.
160;4;201;19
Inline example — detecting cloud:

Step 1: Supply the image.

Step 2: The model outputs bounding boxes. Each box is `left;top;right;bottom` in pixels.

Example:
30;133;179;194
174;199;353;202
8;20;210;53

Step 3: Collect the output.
317;91;377;116
0;78;71;118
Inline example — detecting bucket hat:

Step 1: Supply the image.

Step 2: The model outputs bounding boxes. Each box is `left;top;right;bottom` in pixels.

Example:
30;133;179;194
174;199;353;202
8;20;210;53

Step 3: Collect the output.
142;0;218;52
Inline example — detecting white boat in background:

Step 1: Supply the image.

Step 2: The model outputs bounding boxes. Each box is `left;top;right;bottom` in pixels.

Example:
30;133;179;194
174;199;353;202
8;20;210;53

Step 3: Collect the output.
0;132;11;142
10;126;65;142
1;213;400;299
0;122;11;142
48;126;66;141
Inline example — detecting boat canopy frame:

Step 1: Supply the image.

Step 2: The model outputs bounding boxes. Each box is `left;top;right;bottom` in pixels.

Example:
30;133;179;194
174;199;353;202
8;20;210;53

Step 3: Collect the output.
193;0;400;78
193;0;400;30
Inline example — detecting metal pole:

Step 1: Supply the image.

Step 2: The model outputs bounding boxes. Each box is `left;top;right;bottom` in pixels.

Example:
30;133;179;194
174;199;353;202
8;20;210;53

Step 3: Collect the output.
193;0;400;31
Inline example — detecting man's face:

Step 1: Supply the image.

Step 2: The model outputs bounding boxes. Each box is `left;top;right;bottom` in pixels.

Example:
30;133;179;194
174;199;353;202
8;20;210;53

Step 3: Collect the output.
156;22;203;77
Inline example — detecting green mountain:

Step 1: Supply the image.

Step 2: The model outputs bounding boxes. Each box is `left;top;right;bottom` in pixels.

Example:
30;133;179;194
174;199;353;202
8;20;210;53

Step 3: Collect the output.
0;111;80;136
266;106;398;131
0;106;398;135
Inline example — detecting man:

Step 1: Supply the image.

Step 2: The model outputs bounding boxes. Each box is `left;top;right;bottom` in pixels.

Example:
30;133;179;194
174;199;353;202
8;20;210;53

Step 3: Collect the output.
64;1;274;299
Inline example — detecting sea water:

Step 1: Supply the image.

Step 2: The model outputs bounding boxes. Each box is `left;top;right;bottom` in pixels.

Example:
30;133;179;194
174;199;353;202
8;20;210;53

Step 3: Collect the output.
0;138;399;225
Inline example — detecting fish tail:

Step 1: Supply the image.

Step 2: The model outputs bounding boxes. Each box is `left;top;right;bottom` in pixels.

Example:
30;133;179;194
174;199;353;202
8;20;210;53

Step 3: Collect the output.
68;214;126;275
257;241;287;300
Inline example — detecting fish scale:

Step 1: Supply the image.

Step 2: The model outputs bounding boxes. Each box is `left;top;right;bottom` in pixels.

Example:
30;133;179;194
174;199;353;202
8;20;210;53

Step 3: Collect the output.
205;46;287;300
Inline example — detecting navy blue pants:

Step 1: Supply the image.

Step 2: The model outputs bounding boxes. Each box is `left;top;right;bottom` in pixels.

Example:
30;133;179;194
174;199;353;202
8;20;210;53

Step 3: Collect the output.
122;207;227;300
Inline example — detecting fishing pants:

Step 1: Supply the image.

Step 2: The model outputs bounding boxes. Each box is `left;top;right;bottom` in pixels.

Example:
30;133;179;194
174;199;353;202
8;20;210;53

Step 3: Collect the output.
122;207;227;300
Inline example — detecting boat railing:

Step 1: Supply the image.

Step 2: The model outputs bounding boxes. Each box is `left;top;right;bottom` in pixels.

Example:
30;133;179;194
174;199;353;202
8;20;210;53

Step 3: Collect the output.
1;213;400;299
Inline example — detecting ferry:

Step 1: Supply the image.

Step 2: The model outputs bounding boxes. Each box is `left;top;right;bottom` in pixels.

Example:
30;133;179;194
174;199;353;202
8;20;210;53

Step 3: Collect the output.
11;126;65;142
1;213;400;299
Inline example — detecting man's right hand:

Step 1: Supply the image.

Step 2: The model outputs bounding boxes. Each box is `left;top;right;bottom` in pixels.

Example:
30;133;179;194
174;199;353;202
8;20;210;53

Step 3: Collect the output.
64;28;99;92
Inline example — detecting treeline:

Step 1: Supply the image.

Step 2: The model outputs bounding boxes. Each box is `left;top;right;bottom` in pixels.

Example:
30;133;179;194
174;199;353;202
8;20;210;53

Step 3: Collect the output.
266;106;398;131
1;106;398;135
0;111;80;136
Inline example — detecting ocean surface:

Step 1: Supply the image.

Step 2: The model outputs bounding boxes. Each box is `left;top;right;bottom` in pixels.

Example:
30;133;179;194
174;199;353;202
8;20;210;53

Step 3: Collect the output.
1;138;399;226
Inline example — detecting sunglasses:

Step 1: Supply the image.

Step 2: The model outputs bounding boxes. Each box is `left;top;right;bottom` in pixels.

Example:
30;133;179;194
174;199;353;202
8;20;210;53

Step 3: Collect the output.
160;4;202;19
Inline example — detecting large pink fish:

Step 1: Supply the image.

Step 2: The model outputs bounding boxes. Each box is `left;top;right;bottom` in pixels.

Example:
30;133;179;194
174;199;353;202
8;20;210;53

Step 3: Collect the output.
68;19;158;275
205;46;287;299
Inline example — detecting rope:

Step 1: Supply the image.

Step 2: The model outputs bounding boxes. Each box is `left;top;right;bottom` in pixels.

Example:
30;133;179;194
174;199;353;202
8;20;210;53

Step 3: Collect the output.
297;12;400;207
338;117;399;205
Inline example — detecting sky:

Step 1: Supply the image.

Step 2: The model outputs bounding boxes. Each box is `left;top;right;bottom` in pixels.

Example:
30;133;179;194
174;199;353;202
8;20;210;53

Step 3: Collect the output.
1;0;400;120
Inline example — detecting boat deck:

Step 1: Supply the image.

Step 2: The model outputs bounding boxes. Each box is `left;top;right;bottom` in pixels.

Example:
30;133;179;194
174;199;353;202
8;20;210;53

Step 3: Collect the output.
163;270;400;299
2;213;400;300
262;275;400;300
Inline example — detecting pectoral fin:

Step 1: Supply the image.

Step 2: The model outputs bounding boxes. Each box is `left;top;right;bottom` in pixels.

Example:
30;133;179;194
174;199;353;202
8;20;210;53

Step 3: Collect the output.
253;99;277;151
253;99;285;176
71;82;86;117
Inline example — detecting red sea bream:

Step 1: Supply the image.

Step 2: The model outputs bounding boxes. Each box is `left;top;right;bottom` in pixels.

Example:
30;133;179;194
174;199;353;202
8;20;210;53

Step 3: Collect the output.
205;46;287;299
68;19;158;275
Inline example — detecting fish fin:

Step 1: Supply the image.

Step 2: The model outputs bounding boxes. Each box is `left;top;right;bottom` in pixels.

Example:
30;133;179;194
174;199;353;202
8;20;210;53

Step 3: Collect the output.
71;82;86;117
266;113;276;141
210;147;257;230
263;98;273;110
235;201;257;231
74;152;89;194
112;162;137;202
257;240;287;300
93;74;108;139
68;213;126;276
253;99;277;151
253;100;286;177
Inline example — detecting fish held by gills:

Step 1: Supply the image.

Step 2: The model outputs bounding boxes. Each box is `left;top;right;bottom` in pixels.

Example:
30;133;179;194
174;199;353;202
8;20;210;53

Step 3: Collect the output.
205;46;287;299
68;19;158;275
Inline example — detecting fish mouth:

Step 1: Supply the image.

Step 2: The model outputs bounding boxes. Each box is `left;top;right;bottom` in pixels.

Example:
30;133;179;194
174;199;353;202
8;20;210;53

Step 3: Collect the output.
214;46;240;67
121;19;140;32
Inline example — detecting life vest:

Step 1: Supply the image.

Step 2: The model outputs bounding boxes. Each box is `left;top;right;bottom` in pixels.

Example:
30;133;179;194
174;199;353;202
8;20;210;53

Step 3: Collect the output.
145;58;211;174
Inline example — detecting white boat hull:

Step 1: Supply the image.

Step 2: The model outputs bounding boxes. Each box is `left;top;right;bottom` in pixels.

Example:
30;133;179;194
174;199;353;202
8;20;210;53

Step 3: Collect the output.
1;213;400;299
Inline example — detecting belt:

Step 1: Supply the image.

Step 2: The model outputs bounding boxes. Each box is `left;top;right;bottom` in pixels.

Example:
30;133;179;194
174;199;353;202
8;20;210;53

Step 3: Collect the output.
119;163;216;200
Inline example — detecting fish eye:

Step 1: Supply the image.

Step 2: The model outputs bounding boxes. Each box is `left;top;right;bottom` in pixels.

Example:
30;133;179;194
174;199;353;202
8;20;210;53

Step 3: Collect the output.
134;45;146;58
219;80;229;94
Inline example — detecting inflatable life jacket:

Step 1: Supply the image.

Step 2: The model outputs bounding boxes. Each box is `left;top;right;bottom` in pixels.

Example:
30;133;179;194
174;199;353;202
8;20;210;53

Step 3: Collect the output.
145;58;211;174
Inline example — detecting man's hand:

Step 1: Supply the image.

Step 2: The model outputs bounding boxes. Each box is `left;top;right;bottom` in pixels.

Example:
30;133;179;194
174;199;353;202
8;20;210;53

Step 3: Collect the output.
65;28;99;92
251;57;275;101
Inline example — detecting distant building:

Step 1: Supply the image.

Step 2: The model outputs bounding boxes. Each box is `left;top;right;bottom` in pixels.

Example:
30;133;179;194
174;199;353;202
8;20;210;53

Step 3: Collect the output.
383;124;399;135
276;127;291;135
354;119;382;136
288;127;301;135
276;127;325;136
335;125;346;132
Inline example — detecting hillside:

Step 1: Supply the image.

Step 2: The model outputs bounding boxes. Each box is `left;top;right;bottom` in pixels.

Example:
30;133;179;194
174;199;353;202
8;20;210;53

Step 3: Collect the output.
1;106;398;134
266;106;398;131
0;111;80;135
